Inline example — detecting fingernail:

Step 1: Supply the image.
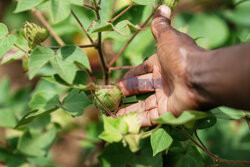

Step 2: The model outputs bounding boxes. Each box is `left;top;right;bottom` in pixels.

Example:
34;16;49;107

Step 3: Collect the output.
158;5;171;19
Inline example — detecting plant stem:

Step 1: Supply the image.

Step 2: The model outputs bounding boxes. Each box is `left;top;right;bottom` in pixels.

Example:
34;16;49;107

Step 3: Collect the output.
109;65;136;72
84;3;96;11
50;44;96;50
182;129;250;165
194;129;207;150
71;10;94;45
107;11;155;68
108;2;135;23
33;9;65;46
141;124;162;138
93;0;109;84
14;44;28;54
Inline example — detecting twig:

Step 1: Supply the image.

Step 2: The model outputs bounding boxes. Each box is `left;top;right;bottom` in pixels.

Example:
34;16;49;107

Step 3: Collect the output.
14;44;28;54
71;10;94;45
194;129;207;150
93;0;109;84
50;44;96;50
141;124;162;138
109;65;136;72
98;0;102;6
84;3;96;11
182;129;250;165
107;11;155;68
33;9;65;46
108;2;135;23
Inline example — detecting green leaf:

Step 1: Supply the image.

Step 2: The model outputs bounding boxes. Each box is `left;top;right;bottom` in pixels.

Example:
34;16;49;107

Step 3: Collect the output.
57;45;91;71
28;46;55;79
0;23;8;37
17;127;57;156
99;143;133;167
114;21;131;36
166;141;204;167
113;20;140;36
122;112;141;134
151;128;173;156
189;14;229;49
0;109;17;128
0;35;16;59
14;0;44;13
133;0;156;5
50;55;78;84
211;106;248;120
0;77;11;105
195;116;217;129
61;89;90;117
223;1;250;26
16;107;58;128
99;116;128;143
90;21;114;33
29;91;60;111
67;0;83;6
123;134;141;152
1;50;24;65
155;111;210;125
51;0;71;23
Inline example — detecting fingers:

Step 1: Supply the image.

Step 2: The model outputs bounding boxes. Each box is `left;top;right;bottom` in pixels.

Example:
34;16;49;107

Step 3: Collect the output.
151;5;173;42
118;73;155;97
124;55;157;79
117;94;159;127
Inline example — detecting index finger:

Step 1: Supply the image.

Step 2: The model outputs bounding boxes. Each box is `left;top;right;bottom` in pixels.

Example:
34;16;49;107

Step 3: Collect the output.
124;54;157;79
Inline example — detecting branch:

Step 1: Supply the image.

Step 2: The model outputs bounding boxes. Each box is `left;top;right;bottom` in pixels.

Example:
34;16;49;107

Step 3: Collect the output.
109;65;136;72
108;2;135;23
182;129;250;165
33;10;65;46
84;3;96;11
93;0;109;84
14;43;28;54
50;44;96;50
107;11;155;68
71;10;94;45
194;129;207;150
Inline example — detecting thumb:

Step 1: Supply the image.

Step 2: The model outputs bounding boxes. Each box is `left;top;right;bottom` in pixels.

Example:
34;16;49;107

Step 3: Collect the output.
151;5;172;42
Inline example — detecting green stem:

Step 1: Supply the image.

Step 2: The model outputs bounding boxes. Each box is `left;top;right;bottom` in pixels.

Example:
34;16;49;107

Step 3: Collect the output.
182;129;250;165
14;44;28;54
141;124;162;138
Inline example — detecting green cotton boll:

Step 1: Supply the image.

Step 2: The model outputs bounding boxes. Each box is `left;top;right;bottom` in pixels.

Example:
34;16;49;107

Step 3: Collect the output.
22;22;49;49
94;86;122;111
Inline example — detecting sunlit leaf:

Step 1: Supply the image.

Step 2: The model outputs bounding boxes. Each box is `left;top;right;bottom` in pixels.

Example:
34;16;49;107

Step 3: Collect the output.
0;35;16;59
151;128;173;156
61;89;91;117
155;111;211;125
17;127;57;156
14;0;44;13
51;0;71;23
28;46;55;79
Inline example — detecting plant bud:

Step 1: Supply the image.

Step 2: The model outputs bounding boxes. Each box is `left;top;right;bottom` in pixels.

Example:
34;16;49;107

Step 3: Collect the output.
22;22;49;49
94;86;122;111
156;0;179;10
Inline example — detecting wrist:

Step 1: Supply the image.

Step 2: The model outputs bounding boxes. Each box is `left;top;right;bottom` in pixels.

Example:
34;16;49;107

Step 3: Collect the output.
185;50;218;110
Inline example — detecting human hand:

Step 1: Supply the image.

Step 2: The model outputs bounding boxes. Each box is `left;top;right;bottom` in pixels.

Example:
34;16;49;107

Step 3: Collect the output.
117;5;206;127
